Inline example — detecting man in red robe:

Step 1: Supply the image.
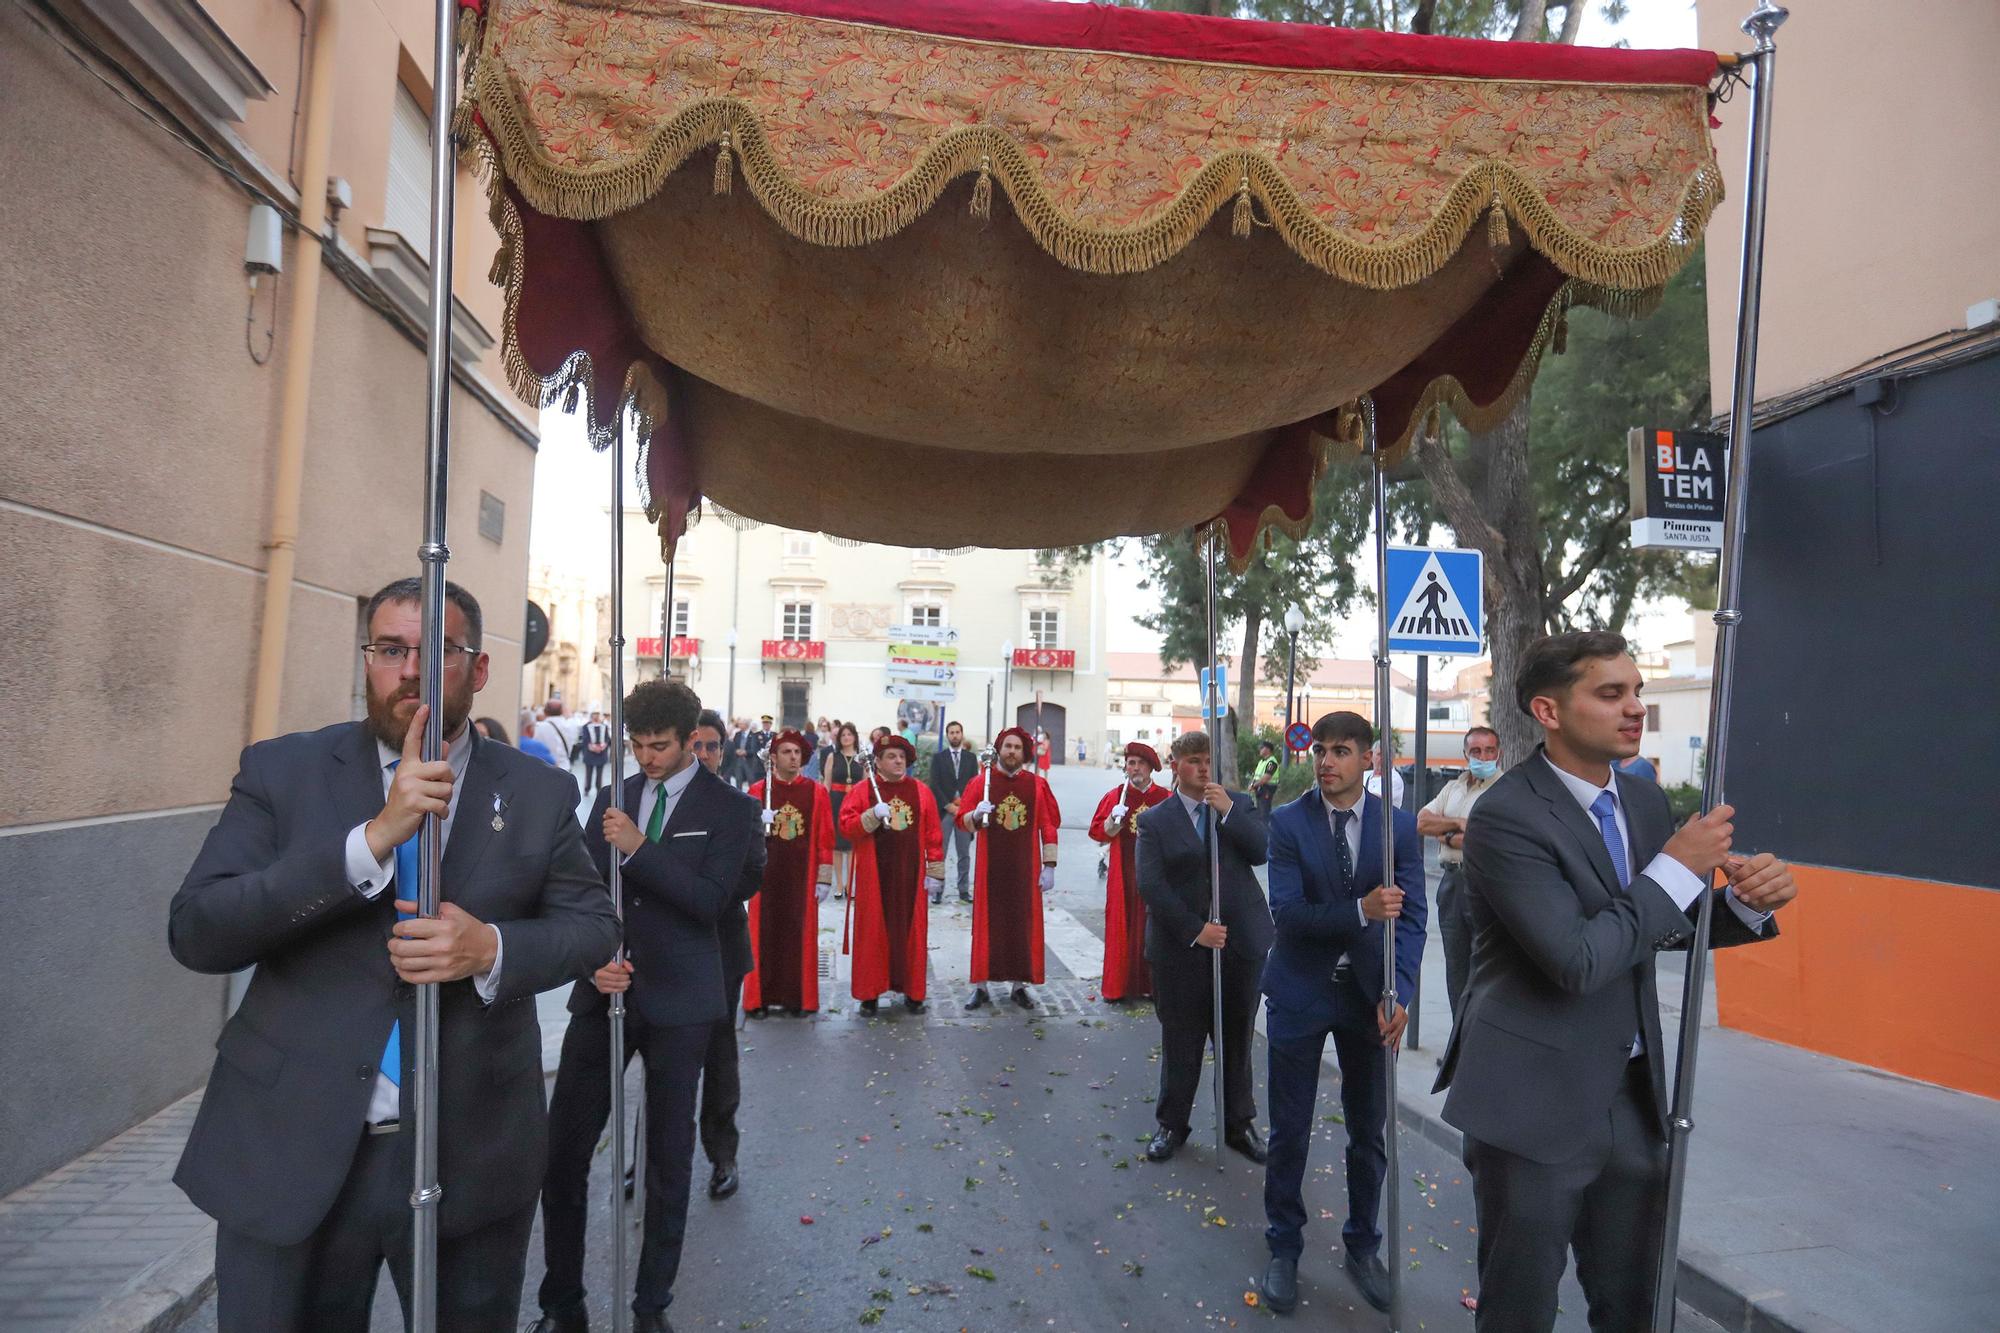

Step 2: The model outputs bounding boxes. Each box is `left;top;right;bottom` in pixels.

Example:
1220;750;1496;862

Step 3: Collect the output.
1089;742;1172;1002
745;730;833;1018
960;727;1062;1010
841;735;944;1015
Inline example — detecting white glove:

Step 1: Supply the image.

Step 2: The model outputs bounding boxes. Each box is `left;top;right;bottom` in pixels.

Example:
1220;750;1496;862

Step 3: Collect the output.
1038;867;1055;892
760;809;777;828
871;802;892;821
974;800;995;817
1109;804;1128;824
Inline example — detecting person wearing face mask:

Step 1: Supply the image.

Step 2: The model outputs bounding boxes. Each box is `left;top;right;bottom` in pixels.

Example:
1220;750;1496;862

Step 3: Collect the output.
1416;726;1503;1026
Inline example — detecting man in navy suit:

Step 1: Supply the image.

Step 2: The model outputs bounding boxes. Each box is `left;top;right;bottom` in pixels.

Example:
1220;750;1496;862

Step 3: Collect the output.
1259;711;1425;1316
533;680;764;1333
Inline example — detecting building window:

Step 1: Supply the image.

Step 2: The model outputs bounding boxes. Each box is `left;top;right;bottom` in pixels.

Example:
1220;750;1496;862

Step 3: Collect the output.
385;85;433;259
1139;702;1154;715
1107;730;1121;747
1108;701;1123;714
672;600;693;637
1646;704;1661;732
783;531;816;559
908;603;943;628
1428;705;1450;722
781;601;815;640
1028;607;1060;648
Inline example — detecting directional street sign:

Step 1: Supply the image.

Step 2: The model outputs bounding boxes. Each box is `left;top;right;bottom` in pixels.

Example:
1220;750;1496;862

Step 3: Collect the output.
888;624;959;645
886;664;957;683
1385;545;1483;656
1286;722;1312;753
886;681;956;703
887;643;959;664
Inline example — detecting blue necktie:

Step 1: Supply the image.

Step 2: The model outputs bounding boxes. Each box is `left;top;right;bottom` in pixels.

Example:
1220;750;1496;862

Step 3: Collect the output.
1591;791;1631;889
1332;808;1355;897
380;762;421;1089
1194;803;1209;842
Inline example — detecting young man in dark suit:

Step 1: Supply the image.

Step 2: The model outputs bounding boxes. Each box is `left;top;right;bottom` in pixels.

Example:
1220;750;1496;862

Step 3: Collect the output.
927;719;978;902
168;579;619;1332
1258;711;1425;1315
1134;729;1273;1166
533;681;764;1333
1436;631;1797;1332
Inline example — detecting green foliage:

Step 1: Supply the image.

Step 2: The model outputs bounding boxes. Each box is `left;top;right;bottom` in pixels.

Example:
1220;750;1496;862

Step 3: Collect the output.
1663;782;1704;824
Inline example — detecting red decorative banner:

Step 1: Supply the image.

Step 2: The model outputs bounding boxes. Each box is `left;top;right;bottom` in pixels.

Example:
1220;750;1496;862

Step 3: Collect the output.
1012;648;1076;670
636;636;700;658
636;637;661;658
763;639;827;661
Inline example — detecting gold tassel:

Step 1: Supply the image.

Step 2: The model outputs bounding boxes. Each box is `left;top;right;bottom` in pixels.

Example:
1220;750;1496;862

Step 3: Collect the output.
712;129;733;196
970;154;992;220
1487;187;1510;248
1232;173;1252;239
487;237;511;286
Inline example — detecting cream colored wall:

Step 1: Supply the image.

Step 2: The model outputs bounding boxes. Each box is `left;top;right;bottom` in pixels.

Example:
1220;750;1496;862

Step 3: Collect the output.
1698;0;2000;399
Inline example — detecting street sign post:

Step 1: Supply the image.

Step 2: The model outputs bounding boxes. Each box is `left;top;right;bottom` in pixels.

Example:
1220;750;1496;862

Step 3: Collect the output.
886;664;957;683
888;642;958;663
1198;664;1228;720
886;681;956;703
1385;546;1483;656
1286;721;1311;753
888;624;959;645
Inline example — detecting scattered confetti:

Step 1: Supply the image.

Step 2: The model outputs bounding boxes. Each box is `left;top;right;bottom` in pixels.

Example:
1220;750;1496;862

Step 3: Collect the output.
1243;1291;1260;1308
966;1266;997;1281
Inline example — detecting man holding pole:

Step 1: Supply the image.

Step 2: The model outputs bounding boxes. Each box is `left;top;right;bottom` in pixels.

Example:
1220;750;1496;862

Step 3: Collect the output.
1258;711;1424;1316
1088;741;1171;1002
958;726;1061;1011
843;734;945;1015
168;579;619;1331
1134;730;1271;1165
1434;632;1795;1332
536;680;763;1333
745;729;834;1017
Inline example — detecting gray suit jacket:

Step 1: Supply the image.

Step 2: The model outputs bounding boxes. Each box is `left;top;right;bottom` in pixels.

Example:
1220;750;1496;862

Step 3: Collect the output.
1433;748;1771;1163
168;721;619;1246
1135;790;1273;968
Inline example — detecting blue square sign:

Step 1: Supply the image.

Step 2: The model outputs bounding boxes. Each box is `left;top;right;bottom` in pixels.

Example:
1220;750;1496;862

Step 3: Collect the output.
1385;546;1483;656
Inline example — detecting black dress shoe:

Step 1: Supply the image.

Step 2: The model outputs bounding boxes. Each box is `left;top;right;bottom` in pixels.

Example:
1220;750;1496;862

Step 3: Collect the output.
1144;1126;1189;1162
1344;1251;1392;1313
1260;1253;1299;1315
957;889;972;903
745;1006;767;1020
708;1162;739;1199
904;997;926;1014
1226;1124;1269;1164
859;998;878;1015
964;987;990;1011
529;1310;589;1333
1010;985;1035;1009
632;1311;673;1333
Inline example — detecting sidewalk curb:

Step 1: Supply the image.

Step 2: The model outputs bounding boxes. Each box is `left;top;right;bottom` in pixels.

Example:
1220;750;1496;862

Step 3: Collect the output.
1392;1087;1821;1333
70;1222;215;1333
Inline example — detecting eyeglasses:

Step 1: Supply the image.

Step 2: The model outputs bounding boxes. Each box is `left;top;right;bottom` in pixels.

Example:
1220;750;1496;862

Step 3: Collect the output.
362;642;474;669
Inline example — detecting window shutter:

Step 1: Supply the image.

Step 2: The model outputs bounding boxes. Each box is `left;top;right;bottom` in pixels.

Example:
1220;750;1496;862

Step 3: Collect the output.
385;86;433;259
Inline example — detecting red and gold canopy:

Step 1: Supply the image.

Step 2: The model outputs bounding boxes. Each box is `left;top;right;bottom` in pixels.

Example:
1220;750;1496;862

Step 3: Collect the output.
458;0;1723;558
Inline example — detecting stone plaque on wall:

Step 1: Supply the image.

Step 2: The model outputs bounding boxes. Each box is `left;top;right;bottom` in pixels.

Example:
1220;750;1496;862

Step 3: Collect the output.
829;602;895;640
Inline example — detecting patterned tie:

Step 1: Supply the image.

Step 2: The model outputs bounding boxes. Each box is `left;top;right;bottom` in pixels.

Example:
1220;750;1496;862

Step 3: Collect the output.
1332;808;1355;898
380;760;421;1089
645;781;669;842
1590;791;1631;889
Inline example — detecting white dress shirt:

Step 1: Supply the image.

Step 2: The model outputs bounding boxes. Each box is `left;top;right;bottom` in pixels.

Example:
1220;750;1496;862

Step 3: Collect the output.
341;726;502;1121
630;756;701;857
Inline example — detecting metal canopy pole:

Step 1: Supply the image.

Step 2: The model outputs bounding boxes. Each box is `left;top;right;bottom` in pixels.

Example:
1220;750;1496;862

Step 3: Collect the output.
1201;525;1226;1169
1652;4;1787;1326
606;424;632;1333
1367;402;1404;1332
409;0;459;1321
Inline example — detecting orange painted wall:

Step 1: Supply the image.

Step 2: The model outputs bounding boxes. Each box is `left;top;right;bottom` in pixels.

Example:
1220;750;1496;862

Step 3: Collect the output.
1715;864;2000;1101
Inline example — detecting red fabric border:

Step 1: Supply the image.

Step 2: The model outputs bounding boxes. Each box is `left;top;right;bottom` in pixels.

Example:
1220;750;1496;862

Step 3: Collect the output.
463;0;1716;86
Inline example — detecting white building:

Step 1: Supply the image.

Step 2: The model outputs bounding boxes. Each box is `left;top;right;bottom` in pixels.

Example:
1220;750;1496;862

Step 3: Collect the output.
1642;614;1715;787
614;505;1109;755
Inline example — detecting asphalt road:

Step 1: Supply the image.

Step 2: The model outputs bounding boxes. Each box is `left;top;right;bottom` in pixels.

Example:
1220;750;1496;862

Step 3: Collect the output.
179;761;1724;1332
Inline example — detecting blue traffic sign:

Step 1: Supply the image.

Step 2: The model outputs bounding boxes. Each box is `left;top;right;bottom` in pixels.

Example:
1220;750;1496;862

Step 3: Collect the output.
1385;546;1483;656
1198;664;1229;719
1286;722;1312;753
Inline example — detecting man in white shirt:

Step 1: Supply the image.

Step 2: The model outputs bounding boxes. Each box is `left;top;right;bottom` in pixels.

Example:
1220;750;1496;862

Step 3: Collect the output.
1362;741;1405;807
1416;726;1502;1024
1433;631;1796;1332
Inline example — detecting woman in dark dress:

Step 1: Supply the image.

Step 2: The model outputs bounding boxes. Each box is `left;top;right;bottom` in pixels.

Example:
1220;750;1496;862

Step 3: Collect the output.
822;721;865;901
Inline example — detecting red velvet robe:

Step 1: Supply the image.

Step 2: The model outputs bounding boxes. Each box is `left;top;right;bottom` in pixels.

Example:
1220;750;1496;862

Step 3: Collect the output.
744;775;834;1012
958;766;1061;984
1088;779;1173;1000
840;775;944;1002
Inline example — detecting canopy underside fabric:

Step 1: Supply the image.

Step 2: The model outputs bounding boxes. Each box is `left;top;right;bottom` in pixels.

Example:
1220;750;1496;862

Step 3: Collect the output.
460;0;1722;559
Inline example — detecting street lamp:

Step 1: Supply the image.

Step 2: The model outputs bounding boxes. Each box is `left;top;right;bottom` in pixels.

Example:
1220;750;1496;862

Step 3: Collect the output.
725;626;739;720
999;638;1015;734
1282;605;1306;764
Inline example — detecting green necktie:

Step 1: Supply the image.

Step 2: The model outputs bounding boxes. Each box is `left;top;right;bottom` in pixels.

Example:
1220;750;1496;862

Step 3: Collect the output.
645;782;668;842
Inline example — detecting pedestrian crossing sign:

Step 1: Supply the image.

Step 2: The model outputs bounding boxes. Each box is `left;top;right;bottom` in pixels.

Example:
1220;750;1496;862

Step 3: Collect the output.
1385;546;1483;656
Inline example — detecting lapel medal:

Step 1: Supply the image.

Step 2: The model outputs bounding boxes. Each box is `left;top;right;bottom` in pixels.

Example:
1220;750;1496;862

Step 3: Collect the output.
491;793;506;832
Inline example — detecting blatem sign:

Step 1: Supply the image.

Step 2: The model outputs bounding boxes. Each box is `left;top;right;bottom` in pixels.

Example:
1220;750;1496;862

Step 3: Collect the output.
1628;427;1726;550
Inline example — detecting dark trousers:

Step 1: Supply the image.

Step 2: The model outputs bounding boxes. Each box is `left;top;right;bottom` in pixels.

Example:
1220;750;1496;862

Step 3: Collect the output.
215;1130;532;1332
1437;863;1473;1024
698;978;743;1166
1255;785;1277;818
943;822;973;895
583;754;608;792
540;1005;708;1315
1463;1060;1668;1333
1152;950;1264;1135
1264;999;1389;1263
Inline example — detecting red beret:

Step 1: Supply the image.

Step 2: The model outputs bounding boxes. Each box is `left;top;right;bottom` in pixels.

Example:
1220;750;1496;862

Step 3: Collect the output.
873;735;917;763
1123;742;1161;771
771;730;810;754
994;726;1035;755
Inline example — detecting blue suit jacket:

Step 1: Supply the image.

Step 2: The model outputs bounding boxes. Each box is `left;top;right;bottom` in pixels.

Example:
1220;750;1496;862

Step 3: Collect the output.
1262;789;1426;1043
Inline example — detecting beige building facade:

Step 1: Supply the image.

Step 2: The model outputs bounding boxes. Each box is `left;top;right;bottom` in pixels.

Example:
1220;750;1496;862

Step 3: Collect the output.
1;0;536;1193
612;507;1109;755
1103;652;1417;756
